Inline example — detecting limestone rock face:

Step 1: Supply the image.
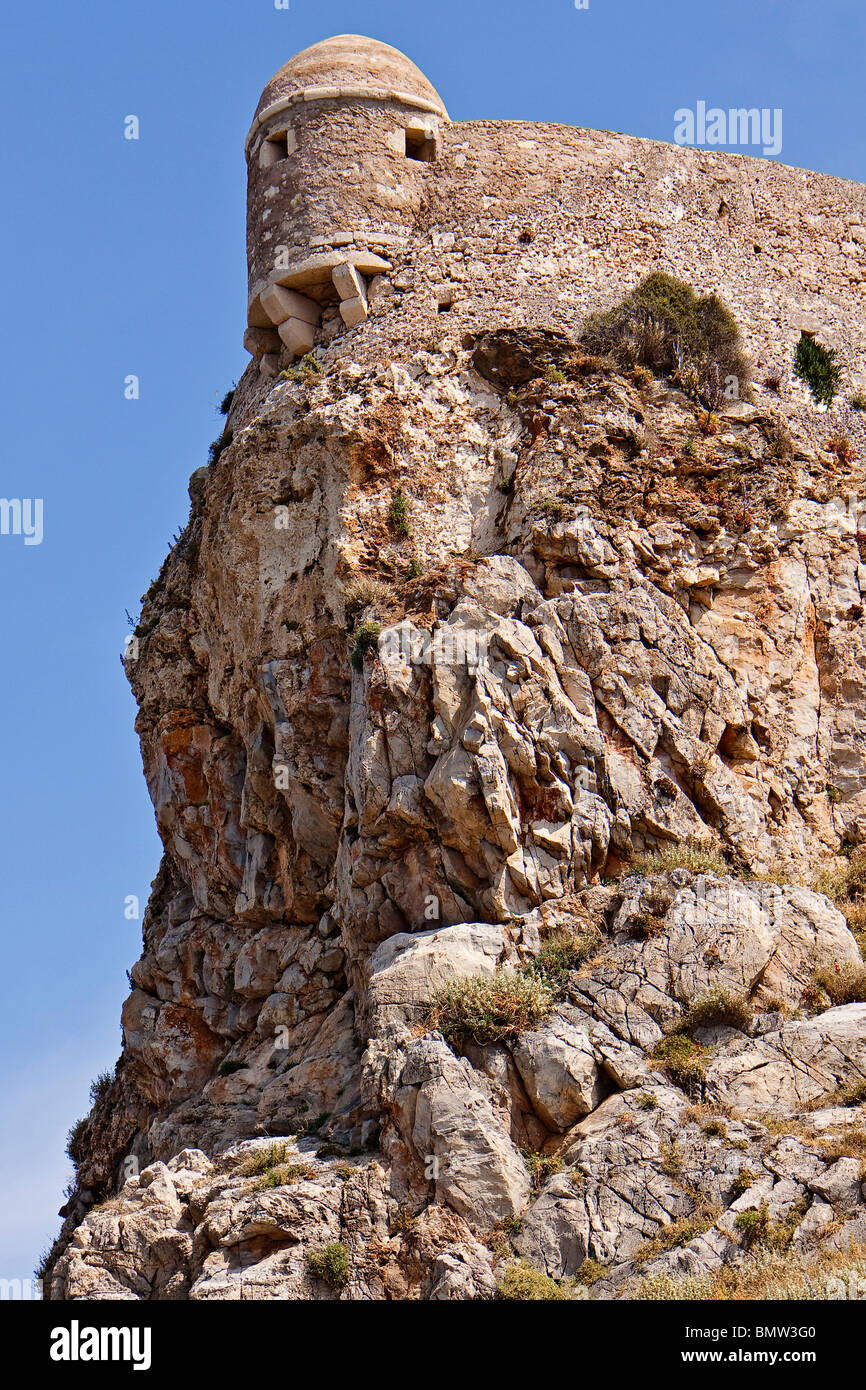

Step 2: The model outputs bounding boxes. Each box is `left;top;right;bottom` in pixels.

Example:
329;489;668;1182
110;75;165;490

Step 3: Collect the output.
46;311;866;1301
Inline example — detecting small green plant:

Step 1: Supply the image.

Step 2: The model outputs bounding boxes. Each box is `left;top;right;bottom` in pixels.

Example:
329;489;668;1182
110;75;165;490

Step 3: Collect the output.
65;1118;88;1168
812;962;866;1006
280;352;323;382
497;473;514;493
545;364;566;384
389;488;411;538
651;1035;707;1096
407;556;424;579
218;1059;247;1077
306;1242;350;1290
219;386;235;415
208;428;233;465
521;1150;565;1190
794;334;842;405
681;987;753;1035
391;1209;417;1235
734;1202;770;1247
826;784;843;804
850;393;866;411
682;438;696;458
335;1162;355;1181
428;969;554;1045
496;1261;578;1300
350;621;382;672
636;1092;659;1111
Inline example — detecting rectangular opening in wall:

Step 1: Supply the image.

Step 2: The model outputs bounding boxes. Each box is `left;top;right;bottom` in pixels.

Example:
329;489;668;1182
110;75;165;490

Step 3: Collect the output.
405;128;436;162
261;132;291;167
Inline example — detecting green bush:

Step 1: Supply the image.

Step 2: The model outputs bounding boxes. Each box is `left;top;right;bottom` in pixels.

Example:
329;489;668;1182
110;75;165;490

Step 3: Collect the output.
219;386;235;415
429;969;554;1045
350;621;382;672
794;334;842;405
306;1242;350;1289
580;272;750;409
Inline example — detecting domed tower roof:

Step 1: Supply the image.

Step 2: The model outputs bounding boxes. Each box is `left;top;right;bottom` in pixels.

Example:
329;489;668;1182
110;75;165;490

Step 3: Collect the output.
250;34;448;140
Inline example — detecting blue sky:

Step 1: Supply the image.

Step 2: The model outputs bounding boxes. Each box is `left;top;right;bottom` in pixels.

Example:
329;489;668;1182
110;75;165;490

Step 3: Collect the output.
1;0;864;1284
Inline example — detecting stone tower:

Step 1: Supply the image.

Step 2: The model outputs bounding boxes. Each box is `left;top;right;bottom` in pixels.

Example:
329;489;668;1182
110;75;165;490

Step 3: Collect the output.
244;35;449;368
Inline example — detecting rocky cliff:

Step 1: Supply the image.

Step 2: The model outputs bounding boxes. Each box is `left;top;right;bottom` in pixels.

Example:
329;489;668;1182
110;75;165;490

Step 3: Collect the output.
41;311;866;1300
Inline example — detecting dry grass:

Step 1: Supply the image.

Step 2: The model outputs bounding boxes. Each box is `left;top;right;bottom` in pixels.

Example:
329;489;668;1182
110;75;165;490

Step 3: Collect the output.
427;969;554;1046
631;840;728;877
633;1243;866;1300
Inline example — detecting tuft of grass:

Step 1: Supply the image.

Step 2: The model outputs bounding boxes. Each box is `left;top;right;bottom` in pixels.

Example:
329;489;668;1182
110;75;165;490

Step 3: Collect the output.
681;987;753;1035
651;1035;707;1096
631;840;728;877
521;1150;565;1191
545;364;566;384
306;1242;350;1290
428;969;554;1046
496;1261;579;1300
812;962;866;1006
794;334;842;406
730;1167;759;1198
350;621;382;672
525;928;600;992
238;1142;294;1177
636;1203;721;1261
344;576;390;617
734;1201;772;1247
389;488;411;538
850;392;866;412
636;1091;659;1111
255;1162;314;1190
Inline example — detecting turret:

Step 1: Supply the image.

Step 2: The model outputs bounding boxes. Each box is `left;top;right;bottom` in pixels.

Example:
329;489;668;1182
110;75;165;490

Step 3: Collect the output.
243;35;448;369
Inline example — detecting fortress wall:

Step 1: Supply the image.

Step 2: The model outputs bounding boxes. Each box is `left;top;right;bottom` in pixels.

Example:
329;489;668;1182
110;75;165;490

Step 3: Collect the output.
408;121;866;393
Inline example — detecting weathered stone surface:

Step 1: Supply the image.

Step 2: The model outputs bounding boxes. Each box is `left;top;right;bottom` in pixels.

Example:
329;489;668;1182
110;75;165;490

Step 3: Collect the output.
45;32;866;1304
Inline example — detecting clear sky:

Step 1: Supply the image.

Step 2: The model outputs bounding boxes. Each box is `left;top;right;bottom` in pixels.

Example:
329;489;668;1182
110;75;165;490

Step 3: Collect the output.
1;0;864;1285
